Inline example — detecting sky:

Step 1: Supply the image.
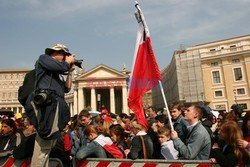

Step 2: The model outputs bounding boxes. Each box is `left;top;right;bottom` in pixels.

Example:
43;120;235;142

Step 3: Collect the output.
1;0;250;72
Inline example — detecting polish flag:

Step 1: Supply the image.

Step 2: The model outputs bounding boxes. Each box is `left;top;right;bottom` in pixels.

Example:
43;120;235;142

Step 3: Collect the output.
128;3;162;130
94;134;124;159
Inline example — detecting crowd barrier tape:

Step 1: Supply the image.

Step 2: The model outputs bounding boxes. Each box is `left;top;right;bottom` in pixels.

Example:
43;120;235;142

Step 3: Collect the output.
0;157;63;167
76;158;219;167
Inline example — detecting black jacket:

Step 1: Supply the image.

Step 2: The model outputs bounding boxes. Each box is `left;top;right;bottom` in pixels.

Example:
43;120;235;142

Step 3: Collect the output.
127;134;153;160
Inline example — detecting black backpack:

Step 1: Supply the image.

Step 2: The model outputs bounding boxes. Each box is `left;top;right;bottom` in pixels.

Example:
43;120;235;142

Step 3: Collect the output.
18;69;36;107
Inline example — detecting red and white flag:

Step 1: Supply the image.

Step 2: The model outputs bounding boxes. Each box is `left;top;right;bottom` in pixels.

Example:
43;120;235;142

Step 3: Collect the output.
128;3;162;130
94;134;124;159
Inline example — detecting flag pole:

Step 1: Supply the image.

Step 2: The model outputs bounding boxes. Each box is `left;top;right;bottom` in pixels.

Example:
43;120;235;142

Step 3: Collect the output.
158;80;174;130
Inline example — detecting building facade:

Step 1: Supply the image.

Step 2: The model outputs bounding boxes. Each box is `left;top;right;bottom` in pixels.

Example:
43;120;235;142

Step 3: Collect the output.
0;64;155;116
0;69;29;113
152;35;250;112
69;64;130;116
200;35;250;111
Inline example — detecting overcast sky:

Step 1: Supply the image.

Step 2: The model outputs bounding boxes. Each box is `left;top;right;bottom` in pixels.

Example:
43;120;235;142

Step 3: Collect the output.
1;0;250;72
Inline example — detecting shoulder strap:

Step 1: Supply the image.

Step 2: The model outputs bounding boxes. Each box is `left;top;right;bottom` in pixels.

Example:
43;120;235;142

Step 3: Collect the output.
139;135;147;159
35;60;53;90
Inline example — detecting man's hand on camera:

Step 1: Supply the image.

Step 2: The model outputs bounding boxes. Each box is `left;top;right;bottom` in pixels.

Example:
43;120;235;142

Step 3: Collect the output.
70;64;76;73
65;54;75;65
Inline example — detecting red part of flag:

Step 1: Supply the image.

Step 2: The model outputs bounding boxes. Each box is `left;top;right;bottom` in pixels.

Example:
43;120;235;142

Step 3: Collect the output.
128;6;162;130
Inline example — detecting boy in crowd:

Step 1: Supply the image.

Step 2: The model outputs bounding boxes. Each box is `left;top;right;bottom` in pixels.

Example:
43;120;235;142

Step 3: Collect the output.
157;127;179;160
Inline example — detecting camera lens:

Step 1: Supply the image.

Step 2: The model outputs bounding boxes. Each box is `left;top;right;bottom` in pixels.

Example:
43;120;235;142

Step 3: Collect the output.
34;92;48;105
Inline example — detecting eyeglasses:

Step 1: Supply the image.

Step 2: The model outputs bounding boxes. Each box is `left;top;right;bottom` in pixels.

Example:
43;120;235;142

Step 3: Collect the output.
217;118;222;121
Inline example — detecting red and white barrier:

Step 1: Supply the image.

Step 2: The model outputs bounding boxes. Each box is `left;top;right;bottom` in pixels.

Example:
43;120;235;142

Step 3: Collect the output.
76;158;218;167
0;157;63;167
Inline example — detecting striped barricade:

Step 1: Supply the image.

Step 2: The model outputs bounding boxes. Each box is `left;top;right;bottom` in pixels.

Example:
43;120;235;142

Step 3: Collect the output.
76;158;219;167
0;157;63;167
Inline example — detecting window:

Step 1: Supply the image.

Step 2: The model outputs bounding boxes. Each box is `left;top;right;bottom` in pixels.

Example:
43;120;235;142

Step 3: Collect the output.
230;45;237;51
210;49;216;52
232;59;240;63
214;104;226;110
211;62;218;66
234;68;243;81
215;90;223;97
212;71;221;83
237;88;245;95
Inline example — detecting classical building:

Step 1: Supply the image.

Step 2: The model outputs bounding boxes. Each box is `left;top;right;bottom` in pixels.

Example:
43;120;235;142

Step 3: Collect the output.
0;64;156;116
69;64;130;116
152;34;250;112
0;69;29;113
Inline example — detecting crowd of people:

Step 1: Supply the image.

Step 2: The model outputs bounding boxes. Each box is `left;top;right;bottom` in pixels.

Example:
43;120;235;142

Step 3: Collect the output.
0;103;249;167
0;44;249;167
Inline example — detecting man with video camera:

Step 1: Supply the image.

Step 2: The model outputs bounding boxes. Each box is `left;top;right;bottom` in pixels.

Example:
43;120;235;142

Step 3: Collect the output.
25;43;77;167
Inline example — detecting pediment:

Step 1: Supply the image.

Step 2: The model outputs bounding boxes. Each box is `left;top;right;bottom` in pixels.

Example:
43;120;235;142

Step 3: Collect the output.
75;64;128;80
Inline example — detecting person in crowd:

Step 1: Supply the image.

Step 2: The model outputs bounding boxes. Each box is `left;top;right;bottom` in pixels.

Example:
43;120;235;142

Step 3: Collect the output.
210;121;249;167
157;127;179;160
200;106;213;140
237;111;250;155
109;124;129;154
171;105;211;160
119;113;131;134
19;117;36;137
212;112;226;144
0;119;23;157
50;122;72;167
241;111;250;142
146;106;158;128
154;114;169;129
100;109;109;120
102;116;114;136
124;119;153;159
70;109;97;158
237;139;250;154
170;102;188;143
211;114;217;133
24;43;75;167
76;125;123;160
149;114;168;159
14;113;22;129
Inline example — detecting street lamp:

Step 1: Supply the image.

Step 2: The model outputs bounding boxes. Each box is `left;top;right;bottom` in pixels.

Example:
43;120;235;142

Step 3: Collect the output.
233;89;238;104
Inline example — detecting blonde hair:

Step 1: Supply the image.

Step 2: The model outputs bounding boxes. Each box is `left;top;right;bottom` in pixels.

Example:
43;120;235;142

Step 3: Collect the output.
131;119;146;131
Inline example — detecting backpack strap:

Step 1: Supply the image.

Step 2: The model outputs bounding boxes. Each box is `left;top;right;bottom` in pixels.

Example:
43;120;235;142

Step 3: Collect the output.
139;135;147;159
35;60;53;91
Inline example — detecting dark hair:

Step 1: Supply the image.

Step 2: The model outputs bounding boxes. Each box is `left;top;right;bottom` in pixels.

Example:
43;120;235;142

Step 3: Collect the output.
242;111;250;138
147;106;157;113
79;109;90;118
155;114;168;124
2;119;18;133
119;113;129;119
109;124;126;140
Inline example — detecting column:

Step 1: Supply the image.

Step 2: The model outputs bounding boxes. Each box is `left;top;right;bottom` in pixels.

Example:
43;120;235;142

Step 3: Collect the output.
70;103;74;116
122;86;129;114
91;88;96;111
78;87;84;112
73;89;78;115
110;87;115;114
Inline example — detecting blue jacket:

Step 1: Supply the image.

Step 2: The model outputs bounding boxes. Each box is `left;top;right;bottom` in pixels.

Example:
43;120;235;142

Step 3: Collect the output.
172;114;188;143
173;122;211;160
